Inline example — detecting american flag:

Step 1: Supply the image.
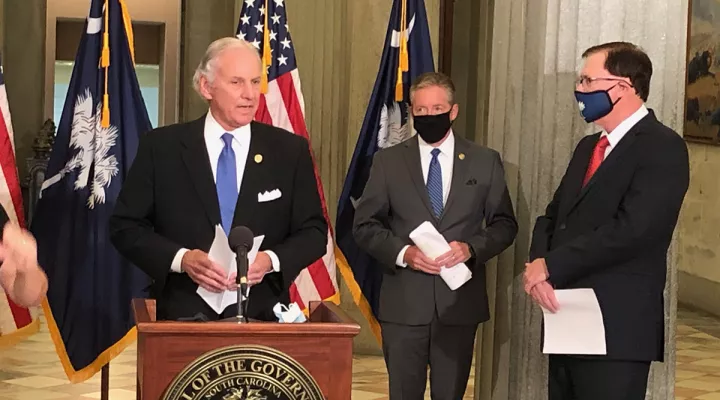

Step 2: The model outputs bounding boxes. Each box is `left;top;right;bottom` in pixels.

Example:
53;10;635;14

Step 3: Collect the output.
0;53;39;343
237;0;339;311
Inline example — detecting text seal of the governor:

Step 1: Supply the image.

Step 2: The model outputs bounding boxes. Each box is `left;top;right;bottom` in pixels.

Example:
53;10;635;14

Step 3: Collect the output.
162;345;325;400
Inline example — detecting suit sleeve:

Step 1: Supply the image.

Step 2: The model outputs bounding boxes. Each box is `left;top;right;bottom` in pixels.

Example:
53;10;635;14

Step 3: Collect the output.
352;153;407;271
545;135;689;287
465;151;518;264
529;177;566;262
109;133;184;283
270;139;328;291
529;137;590;261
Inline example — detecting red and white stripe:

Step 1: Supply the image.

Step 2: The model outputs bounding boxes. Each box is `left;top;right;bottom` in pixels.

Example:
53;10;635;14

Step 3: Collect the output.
256;69;339;310
0;68;36;336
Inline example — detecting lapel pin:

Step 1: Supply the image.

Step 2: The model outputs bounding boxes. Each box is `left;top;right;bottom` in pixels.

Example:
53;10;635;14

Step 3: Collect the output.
254;154;263;163
458;153;465;160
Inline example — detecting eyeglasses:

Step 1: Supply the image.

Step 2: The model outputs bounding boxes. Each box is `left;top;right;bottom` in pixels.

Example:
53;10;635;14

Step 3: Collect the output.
575;76;633;88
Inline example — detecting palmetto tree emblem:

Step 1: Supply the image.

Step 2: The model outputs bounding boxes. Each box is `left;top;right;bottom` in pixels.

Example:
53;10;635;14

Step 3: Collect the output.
58;88;119;209
222;386;267;400
378;102;412;149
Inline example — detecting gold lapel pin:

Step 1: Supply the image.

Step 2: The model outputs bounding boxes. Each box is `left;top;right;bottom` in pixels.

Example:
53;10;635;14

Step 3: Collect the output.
254;154;263;163
458;153;465;160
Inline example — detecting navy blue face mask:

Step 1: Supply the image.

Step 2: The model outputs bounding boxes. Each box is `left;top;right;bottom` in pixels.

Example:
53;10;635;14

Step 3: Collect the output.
574;85;620;123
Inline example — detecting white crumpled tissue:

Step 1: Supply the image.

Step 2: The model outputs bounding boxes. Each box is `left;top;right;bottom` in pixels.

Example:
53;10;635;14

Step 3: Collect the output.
273;302;307;323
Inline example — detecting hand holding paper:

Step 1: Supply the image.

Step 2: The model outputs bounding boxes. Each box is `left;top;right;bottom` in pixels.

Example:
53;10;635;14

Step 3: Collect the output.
197;225;265;314
541;289;607;355
408;221;472;290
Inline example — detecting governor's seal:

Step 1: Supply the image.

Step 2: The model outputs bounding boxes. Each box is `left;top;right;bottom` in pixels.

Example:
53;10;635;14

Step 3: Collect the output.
161;345;325;400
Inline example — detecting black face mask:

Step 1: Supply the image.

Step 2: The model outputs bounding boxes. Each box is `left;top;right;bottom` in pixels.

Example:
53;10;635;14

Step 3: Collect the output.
413;111;453;144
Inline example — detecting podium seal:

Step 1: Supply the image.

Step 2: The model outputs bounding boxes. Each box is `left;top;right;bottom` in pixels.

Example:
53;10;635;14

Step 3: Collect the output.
162;345;325;400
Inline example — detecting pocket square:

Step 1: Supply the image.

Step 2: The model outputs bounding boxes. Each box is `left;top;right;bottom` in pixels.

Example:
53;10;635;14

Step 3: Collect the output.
466;178;478;185
258;189;282;202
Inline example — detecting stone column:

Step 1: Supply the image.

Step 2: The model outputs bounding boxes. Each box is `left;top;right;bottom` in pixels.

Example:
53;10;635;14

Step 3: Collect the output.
449;0;689;398
2;0;47;182
179;0;236;122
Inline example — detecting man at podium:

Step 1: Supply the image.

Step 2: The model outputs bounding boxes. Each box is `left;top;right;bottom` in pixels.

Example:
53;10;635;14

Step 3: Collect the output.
109;38;327;322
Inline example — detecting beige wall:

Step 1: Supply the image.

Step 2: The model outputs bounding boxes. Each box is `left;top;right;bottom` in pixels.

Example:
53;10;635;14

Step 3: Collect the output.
0;0;4;52
45;0;181;126
179;0;237;122
681;144;720;282
2;0;47;182
678;143;720;315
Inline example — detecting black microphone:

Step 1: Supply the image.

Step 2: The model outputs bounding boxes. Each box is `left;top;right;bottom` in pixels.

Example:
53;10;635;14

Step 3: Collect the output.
228;226;254;323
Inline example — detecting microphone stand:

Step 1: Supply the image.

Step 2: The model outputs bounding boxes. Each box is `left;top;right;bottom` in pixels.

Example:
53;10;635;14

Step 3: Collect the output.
220;245;248;323
235;245;248;323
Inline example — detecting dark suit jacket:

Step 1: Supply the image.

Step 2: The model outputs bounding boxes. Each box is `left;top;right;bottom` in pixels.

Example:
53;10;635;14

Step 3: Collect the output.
529;110;689;362
353;135;518;326
109;116;327;321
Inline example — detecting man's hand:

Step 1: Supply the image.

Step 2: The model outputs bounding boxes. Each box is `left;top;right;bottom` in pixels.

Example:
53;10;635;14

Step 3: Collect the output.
523;258;549;293
247;251;273;286
434;241;471;268
404;246;441;275
181;250;229;293
0;224;38;273
529;281;559;313
0;223;48;307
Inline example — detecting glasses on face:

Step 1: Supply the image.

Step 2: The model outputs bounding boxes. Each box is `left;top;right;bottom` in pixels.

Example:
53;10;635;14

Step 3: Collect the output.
575;75;633;88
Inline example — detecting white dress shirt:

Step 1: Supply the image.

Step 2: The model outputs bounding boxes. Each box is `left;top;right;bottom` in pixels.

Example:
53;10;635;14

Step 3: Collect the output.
395;130;456;267
170;112;281;273
601;104;648;159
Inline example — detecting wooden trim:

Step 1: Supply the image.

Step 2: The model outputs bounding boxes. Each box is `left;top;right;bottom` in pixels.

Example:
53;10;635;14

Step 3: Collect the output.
439;0;454;74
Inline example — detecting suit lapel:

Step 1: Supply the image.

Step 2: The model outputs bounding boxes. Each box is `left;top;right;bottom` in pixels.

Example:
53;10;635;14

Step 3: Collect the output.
181;116;220;227
440;138;470;219
232;122;272;229
566;122;641;214
560;134;597;219
402;136;436;219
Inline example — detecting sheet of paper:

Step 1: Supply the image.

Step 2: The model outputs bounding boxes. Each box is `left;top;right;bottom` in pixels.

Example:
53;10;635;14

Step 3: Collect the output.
542;288;607;355
197;225;264;314
408;221;472;290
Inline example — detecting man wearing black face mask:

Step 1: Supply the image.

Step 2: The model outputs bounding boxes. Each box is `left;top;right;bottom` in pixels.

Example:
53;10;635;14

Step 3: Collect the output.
526;42;689;400
353;72;518;399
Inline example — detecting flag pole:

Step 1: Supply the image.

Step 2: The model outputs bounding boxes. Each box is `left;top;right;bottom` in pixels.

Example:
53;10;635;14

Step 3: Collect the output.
101;364;109;400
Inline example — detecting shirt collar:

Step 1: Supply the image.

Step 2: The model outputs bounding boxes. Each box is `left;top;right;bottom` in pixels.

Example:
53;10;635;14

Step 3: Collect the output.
602;104;648;147
204;111;251;144
418;129;455;156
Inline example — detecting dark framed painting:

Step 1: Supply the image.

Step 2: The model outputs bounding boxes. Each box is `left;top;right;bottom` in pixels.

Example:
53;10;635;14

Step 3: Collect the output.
685;0;720;145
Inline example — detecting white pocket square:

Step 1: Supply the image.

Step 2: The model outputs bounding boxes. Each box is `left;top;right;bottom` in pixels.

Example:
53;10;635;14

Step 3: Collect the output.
258;189;282;202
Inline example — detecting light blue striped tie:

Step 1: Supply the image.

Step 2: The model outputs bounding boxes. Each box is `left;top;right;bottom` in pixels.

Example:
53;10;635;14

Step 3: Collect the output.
427;148;443;218
216;133;238;235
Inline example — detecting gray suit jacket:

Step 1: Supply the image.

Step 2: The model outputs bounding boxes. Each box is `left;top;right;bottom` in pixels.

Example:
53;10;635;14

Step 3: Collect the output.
353;135;518;326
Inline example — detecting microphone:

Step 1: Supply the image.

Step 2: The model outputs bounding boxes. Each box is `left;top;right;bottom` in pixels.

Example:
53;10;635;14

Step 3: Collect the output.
228;226;254;323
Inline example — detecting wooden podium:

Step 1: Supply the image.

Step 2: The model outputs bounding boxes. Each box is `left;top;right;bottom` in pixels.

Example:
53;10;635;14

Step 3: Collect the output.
132;299;361;400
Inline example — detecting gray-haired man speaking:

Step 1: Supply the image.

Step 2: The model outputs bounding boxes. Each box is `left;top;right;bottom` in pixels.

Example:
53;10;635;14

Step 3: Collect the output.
110;37;327;321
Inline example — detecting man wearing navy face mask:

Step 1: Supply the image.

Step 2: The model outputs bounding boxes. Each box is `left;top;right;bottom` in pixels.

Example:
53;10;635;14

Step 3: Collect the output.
353;72;517;399
525;42;689;399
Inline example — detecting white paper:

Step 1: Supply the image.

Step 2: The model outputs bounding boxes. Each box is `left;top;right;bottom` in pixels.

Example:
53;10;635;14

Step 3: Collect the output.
408;221;473;290
542;289;607;355
197;225;265;314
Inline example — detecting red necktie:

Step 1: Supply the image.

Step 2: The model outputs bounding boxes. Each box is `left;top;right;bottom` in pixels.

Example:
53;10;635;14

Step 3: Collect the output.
583;136;610;186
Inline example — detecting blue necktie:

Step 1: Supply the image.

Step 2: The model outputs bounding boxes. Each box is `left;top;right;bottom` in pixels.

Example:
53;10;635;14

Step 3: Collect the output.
217;133;238;235
427;148;443;218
